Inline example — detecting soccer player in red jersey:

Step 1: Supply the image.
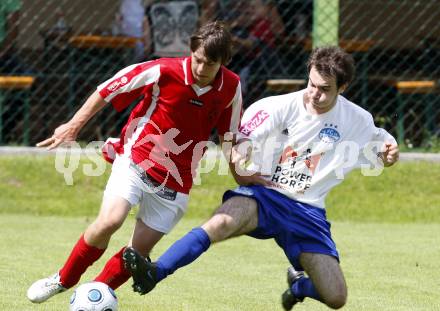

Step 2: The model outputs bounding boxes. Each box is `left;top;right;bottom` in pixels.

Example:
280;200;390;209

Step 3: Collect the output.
27;21;270;304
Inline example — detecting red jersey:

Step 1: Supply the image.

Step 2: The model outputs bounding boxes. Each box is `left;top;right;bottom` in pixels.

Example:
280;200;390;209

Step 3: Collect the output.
98;57;242;194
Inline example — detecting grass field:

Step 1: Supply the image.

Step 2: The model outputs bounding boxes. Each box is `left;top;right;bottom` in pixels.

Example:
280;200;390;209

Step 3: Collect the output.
1;155;440;310
0;155;439;222
1;215;440;311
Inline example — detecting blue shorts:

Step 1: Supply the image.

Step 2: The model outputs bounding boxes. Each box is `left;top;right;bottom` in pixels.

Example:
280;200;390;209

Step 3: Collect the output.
223;185;339;270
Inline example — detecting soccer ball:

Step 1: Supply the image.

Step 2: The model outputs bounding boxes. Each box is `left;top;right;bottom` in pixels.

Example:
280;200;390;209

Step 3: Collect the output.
69;282;118;311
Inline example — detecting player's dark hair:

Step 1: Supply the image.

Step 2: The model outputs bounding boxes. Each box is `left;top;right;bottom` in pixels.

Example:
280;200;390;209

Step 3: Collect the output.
307;46;355;88
190;21;232;65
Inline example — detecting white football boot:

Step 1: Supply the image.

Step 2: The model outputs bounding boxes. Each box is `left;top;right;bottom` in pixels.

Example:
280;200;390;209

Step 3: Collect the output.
27;273;66;303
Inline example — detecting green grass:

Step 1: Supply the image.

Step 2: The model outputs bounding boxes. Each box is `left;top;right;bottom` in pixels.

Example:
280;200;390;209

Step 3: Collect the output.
326;160;440;222
0;214;439;310
1;155;440;309
1;155;439;222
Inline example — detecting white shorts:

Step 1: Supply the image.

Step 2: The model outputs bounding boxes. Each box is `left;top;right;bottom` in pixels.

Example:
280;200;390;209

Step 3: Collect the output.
103;156;188;233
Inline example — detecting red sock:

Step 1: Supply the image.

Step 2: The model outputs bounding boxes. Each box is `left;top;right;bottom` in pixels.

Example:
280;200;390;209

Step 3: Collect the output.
94;247;131;290
59;235;105;288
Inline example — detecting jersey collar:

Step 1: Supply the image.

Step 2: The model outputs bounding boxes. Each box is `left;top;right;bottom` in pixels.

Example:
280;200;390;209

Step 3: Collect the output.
183;57;224;91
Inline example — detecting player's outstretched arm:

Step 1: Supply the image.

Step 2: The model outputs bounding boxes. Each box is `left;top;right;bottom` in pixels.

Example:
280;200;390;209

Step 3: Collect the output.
380;143;399;167
36;90;107;150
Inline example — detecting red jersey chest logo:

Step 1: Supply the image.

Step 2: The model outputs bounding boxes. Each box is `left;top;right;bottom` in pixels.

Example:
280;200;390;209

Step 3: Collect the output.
189;99;204;107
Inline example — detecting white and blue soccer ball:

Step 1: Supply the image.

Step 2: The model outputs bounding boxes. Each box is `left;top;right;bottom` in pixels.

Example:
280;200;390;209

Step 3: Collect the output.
69;281;118;311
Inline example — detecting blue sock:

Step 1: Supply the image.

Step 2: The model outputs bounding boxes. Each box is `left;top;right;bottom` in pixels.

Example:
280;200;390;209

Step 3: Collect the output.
155;227;211;282
292;277;323;302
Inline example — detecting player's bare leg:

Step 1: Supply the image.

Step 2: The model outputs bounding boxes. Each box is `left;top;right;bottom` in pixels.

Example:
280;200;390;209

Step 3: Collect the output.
129;219;165;256
85;196;132;248
27;196;131;303
299;253;347;309
201;196;259;242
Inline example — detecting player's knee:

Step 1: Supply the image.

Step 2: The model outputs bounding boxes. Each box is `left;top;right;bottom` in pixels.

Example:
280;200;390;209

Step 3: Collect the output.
203;213;237;241
203;197;256;242
324;290;347;309
94;216;124;236
211;213;236;232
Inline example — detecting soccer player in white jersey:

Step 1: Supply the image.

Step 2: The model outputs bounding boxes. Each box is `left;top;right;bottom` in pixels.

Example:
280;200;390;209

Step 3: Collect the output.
27;21;270;304
123;46;400;309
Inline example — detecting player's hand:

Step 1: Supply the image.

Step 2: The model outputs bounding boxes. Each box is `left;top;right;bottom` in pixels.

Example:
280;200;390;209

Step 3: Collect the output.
233;170;277;187
230;143;251;166
36;122;79;150
382;143;399;167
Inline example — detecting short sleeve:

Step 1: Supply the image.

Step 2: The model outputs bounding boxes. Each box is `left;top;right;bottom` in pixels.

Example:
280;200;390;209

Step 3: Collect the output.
97;61;160;112
357;114;397;166
216;82;243;136
237;96;286;142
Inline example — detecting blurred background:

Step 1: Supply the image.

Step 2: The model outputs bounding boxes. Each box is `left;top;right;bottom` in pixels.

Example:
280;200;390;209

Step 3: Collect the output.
0;0;439;150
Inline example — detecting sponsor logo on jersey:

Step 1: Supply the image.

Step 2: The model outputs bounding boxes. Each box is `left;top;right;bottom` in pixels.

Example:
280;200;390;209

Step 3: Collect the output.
319;125;340;143
239;110;270;136
107;76;129;92
189;99;204;107
279;146;298;164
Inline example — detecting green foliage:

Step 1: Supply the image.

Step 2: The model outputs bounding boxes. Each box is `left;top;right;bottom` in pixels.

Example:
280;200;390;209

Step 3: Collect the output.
399;132;440;153
420;132;440;152
0;155;439;223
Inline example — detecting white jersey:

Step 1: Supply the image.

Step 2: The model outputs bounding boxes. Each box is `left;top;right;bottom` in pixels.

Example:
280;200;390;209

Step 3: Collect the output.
237;90;397;209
